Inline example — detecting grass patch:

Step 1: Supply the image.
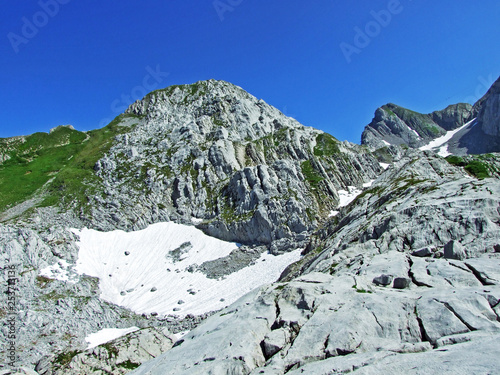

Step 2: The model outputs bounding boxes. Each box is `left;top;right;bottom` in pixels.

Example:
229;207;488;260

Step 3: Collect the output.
383;107;396;117
36;275;54;288
118;360;141;370
54;350;80;366
465;160;490;179
43;114;139;209
352;285;372;293
0;126;88;212
301;160;323;187
447;156;491;179
313;133;340;157
446;155;466;166
0;114;140;214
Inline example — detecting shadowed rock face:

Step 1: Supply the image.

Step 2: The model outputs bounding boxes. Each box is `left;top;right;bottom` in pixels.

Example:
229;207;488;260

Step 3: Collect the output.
451;76;500;154
475;76;500;136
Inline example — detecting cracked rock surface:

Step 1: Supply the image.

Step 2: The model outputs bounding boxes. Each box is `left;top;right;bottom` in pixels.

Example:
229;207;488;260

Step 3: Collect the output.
131;151;500;375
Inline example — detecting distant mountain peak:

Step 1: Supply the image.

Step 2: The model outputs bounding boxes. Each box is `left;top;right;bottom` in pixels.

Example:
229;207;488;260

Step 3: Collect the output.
361;77;500;155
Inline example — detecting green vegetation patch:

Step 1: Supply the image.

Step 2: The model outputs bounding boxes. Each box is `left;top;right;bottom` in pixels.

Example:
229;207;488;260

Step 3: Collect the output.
36;275;54;288
43;114;139;209
301;160;324;187
464;160;490;179
118;360;141;370
447;156;491;179
352;285;372;294
382;106;396;117
313;133;340;157
54;350;80;366
445;155;466;167
0;114;140;213
425;124;441;136
372;146;393;163
0;126;87;212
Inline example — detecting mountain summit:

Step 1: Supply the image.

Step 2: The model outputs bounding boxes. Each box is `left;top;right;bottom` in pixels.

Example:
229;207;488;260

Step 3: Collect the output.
84;79;382;250
1;78;500;375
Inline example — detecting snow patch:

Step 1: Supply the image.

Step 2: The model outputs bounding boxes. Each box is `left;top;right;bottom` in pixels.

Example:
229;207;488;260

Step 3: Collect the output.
419;119;476;152
380;163;390;170
73;222;302;317
410;127;420;138
40;259;77;284
363;180;375;188
190;217;203;224
382;140;391;146
329;210;339;217
438;145;451;157
85;327;139;349
338;186;363;207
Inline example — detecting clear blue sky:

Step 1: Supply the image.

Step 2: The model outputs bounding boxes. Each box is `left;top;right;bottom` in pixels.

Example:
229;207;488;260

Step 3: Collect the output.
1;1;499;143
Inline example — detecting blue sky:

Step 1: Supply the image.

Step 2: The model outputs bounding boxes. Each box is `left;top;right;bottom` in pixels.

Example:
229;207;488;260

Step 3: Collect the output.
1;1;499;143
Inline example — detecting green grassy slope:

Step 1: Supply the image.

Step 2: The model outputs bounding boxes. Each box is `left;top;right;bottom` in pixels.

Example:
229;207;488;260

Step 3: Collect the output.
0;114;140;214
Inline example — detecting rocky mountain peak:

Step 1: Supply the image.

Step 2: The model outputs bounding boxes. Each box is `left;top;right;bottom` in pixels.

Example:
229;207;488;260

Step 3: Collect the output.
361;102;474;150
477;75;500;137
124;79;303;143
362;77;500;156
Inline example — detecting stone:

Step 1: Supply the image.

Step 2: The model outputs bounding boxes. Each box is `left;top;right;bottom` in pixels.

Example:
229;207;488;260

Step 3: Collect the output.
444;240;466;260
0;368;40;375
393;277;411;289
373;274;393;286
261;330;289;359
49;327;175;375
411;247;433;257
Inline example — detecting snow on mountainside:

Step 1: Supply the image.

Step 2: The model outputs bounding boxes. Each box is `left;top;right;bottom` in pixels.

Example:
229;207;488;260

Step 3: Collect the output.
74;222;302;316
419;118;476;156
361;102;474;151
129;151;500;375
0;79;383;372
1;77;500;374
362;76;500;156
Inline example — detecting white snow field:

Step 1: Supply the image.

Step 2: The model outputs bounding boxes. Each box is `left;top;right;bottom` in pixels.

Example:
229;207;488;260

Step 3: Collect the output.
85;327;139;349
419;118;476;152
73;222;302;317
337;186;363;207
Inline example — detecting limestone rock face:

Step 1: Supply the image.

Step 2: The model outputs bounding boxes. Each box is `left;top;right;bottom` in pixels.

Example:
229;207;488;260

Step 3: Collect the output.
361;76;500;156
2;79;500;374
41;327;176;375
361;103;474;150
86;80;382;250
477;76;500;137
130;151;500;375
130;257;500;375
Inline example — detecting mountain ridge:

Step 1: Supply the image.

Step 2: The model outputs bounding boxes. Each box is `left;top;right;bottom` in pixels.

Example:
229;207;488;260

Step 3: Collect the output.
362;76;500;155
1;77;499;374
